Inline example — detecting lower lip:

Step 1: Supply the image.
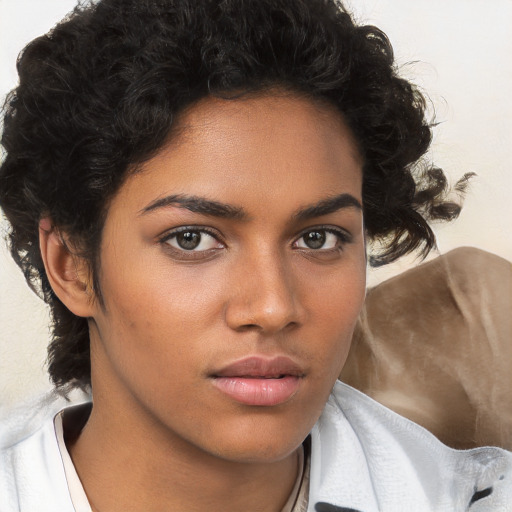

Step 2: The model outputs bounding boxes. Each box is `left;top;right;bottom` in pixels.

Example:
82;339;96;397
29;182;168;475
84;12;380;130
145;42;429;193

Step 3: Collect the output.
211;376;301;406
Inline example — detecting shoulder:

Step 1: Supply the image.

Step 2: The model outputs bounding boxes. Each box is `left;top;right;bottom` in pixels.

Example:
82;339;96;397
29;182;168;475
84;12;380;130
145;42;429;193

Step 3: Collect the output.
0;390;66;448
0;391;88;512
308;381;512;512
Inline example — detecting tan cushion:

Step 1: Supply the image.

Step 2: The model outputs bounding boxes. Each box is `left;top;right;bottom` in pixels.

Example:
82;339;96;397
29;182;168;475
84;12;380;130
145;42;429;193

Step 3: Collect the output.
340;247;512;450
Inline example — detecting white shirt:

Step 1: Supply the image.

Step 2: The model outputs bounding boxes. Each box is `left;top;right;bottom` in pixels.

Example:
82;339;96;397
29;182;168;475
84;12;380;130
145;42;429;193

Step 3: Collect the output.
1;381;511;512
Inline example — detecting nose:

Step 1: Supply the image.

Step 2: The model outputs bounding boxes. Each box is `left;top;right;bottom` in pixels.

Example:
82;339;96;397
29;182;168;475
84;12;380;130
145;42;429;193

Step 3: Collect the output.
224;249;304;334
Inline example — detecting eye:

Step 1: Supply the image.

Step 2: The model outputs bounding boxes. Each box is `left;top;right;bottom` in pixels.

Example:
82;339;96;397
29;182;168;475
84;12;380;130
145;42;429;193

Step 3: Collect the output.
162;228;223;252
293;228;348;250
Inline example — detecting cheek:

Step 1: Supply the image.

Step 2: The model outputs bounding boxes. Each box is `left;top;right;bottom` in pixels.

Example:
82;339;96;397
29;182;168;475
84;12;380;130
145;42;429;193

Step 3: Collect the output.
94;256;226;376
301;257;366;368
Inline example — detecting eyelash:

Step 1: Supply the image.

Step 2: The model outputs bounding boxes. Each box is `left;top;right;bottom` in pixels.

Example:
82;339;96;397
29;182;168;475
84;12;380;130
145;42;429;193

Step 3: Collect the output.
158;225;352;257
158;226;224;256
293;225;352;252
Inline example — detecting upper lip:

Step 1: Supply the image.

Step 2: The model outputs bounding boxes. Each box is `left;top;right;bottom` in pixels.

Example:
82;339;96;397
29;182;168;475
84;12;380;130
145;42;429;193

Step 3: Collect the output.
212;356;305;378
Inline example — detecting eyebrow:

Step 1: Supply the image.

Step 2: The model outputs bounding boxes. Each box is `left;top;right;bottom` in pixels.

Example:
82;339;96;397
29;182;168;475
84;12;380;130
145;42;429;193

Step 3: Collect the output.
294;193;362;220
139;192;362;221
139;194;247;220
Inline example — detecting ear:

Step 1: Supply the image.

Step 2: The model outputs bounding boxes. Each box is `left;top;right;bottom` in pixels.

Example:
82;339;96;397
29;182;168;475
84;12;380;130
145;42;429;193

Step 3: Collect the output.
39;218;96;318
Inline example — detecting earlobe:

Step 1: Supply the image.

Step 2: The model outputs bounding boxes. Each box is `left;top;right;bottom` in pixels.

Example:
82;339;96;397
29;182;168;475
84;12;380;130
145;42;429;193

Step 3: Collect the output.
39;218;96;318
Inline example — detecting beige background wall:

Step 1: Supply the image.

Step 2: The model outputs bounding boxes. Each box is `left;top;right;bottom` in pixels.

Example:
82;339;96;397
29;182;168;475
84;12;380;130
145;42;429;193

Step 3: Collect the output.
1;0;511;406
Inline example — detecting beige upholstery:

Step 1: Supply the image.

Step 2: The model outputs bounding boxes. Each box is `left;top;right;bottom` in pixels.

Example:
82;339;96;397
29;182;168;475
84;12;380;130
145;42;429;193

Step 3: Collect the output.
340;247;512;450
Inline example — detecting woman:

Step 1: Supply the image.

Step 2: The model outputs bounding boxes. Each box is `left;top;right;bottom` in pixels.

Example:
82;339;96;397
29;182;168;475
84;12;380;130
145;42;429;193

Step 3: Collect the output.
0;0;510;510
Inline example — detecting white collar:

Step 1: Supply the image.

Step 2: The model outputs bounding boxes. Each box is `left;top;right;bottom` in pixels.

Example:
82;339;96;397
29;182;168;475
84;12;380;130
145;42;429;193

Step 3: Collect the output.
307;381;512;512
54;410;93;512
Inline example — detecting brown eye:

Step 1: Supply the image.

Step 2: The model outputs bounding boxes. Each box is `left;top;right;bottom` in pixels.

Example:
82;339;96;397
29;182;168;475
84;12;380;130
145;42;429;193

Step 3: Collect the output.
295;229;341;250
302;231;326;249
164;229;222;251
175;231;201;250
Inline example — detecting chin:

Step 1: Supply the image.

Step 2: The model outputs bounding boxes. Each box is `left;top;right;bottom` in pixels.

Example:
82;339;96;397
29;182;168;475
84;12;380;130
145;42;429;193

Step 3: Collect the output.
213;439;303;464
197;413;313;464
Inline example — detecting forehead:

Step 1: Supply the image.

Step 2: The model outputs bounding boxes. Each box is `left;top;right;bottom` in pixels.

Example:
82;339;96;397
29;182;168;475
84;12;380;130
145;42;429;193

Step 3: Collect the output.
114;92;363;216
170;92;362;171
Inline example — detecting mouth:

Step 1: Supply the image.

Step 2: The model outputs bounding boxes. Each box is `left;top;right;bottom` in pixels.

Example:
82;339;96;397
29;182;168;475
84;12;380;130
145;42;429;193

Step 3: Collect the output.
212;355;305;378
229;374;288;379
210;356;304;406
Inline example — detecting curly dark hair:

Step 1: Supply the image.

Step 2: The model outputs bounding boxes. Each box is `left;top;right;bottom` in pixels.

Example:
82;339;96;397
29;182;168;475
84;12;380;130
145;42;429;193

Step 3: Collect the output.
0;0;470;391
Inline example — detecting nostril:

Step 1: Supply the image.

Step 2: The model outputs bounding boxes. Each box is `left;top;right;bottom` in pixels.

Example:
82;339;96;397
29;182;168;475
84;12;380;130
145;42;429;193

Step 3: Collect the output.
237;323;261;332
232;320;300;334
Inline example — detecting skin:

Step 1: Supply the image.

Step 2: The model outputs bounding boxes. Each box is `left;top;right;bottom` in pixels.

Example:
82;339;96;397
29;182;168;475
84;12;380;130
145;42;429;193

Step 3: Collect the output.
42;93;366;511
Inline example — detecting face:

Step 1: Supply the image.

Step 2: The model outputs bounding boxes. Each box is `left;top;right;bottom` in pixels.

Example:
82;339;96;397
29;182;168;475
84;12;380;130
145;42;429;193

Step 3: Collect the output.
88;93;366;463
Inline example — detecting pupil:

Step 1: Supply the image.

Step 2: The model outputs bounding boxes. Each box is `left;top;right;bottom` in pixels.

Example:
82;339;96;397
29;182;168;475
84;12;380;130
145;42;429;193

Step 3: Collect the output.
305;231;325;249
177;231;201;250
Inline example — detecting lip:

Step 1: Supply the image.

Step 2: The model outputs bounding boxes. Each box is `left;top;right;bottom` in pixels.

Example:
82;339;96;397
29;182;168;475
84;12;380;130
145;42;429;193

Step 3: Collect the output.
210;356;304;406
